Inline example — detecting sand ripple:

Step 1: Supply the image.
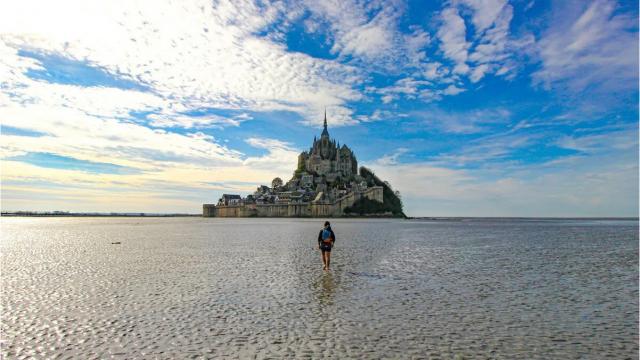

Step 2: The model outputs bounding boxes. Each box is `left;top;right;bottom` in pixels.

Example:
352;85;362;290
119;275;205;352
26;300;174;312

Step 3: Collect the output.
1;217;638;358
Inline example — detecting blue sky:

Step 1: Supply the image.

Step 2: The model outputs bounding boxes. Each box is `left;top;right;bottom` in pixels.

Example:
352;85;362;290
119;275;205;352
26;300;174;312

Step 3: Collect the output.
0;0;638;216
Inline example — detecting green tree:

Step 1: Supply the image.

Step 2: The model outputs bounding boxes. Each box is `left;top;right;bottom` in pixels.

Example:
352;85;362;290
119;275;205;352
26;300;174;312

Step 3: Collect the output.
293;160;307;178
272;177;283;189
358;167;405;217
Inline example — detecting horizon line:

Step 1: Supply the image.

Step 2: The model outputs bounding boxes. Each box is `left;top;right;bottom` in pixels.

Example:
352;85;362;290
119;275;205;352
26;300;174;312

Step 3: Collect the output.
2;211;638;220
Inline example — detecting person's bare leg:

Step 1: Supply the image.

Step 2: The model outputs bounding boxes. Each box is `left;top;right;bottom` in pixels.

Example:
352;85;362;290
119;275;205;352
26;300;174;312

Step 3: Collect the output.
321;250;327;270
325;251;331;270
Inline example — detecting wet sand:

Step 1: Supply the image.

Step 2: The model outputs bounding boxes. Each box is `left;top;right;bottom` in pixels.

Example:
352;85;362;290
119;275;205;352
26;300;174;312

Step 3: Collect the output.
1;217;638;358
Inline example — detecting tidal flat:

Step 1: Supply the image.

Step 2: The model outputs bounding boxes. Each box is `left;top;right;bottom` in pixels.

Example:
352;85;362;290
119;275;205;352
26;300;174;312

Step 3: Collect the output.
1;217;638;358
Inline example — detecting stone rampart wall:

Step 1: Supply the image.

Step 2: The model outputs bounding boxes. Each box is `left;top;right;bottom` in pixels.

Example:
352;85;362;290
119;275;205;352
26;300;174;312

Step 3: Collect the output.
203;186;383;217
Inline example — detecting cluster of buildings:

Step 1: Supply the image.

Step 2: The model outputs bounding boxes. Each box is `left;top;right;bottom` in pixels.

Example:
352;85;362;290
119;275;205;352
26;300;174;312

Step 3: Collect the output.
205;112;383;217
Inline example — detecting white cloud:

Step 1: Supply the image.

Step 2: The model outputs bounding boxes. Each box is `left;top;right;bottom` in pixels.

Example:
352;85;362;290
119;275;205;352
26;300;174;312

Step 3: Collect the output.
381;94;396;104
469;63;490;82
403;26;431;66
243;137;300;175
414;107;511;135
335;16;395;58
437;7;470;73
1;0;423;213
374;77;432;98
299;106;359;128
339;0;529;98
0;159;271;213
0;96;301;212
434;133;533;165
437;1;532;83
442;84;465;95
467;4;514;64
367;145;638;217
305;0;399;61
457;0;507;34
0;0;362;123
0;103;244;169
495;65;512;76
147;113;251;129
0;36;308;213
304;0;431;70
1;0;635;217
556;127;638;153
356;109;407;122
422;62;447;80
376;147;408;165
533;0;638;93
371;76;472;103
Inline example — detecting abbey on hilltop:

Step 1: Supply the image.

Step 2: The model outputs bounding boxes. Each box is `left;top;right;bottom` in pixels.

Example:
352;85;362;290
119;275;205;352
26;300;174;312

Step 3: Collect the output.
297;112;358;182
203;112;404;218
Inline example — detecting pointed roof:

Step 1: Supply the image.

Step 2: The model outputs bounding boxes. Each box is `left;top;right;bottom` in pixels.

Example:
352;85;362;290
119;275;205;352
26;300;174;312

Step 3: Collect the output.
321;108;329;137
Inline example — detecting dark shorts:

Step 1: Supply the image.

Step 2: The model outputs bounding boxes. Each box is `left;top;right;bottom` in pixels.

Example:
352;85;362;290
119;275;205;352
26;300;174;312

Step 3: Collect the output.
320;244;332;252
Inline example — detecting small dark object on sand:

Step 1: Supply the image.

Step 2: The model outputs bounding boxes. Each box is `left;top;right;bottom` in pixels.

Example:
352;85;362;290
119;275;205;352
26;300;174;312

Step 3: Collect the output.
111;241;121;245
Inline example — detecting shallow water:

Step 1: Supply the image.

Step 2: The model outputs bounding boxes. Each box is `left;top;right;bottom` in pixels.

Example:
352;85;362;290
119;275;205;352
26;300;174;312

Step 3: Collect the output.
1;217;638;359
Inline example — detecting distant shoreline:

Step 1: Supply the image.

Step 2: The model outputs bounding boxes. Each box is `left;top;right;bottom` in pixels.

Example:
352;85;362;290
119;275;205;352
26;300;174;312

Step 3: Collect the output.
1;212;200;217
406;216;639;221
1;212;637;221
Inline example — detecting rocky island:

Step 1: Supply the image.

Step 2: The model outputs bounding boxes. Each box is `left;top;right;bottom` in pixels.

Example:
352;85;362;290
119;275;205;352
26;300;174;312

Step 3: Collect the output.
203;113;404;217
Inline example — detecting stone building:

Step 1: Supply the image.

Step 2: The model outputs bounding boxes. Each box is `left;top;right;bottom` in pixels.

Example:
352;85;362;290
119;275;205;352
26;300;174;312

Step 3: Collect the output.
297;111;357;182
203;111;392;217
218;194;242;206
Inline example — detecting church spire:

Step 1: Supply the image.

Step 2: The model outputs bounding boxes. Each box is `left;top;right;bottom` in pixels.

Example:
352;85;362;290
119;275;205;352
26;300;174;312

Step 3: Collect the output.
321;108;329;138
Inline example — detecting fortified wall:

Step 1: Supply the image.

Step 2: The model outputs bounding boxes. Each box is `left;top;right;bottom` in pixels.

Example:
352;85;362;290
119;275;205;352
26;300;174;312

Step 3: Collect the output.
203;186;383;218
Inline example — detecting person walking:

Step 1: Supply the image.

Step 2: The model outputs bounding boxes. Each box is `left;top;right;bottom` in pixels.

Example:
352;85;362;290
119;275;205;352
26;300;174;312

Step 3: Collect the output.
318;221;336;271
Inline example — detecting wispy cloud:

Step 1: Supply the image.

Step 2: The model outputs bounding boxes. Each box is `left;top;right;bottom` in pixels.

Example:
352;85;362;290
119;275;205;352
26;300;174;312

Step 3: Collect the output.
458;0;508;34
356;109;407;122
376;147;409;165
435;0;534;84
533;0;638;93
0;0;362;124
556;126;638;153
243;137;300;175
368;144;638;217
437;7;471;74
303;0;431;70
413;107;512;134
0;0;636;216
147;113;251;129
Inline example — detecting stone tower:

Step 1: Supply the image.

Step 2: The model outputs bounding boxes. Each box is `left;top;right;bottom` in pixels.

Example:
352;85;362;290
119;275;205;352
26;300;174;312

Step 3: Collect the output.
297;111;358;181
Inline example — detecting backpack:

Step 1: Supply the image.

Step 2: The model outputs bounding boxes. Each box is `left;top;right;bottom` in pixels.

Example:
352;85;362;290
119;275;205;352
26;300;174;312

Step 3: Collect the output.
322;229;333;244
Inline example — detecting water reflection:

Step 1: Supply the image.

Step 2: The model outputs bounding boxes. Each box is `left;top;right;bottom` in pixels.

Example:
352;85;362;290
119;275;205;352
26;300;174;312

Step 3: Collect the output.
312;272;337;306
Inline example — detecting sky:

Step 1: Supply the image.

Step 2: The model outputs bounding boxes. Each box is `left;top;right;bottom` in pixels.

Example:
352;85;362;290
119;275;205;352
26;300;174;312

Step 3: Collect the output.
0;0;638;217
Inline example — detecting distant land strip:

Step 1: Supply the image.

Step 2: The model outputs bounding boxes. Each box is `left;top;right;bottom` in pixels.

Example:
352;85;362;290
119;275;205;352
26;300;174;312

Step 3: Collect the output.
2;212;636;220
1;211;200;217
406;217;639;221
